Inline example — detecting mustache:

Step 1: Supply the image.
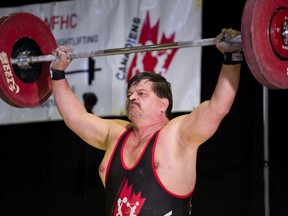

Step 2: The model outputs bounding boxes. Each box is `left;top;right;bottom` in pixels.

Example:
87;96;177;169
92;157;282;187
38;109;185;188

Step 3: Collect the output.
128;101;140;107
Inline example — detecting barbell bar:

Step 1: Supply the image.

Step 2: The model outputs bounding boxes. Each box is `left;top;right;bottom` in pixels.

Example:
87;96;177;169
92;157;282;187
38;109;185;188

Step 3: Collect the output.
0;0;288;108
10;37;242;65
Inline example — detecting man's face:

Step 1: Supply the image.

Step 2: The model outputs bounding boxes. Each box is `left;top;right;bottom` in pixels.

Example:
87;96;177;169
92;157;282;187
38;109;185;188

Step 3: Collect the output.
126;79;164;121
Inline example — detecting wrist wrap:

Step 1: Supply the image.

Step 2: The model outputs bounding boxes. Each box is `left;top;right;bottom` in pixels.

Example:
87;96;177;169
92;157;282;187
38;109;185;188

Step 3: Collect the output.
223;52;243;65
50;68;65;80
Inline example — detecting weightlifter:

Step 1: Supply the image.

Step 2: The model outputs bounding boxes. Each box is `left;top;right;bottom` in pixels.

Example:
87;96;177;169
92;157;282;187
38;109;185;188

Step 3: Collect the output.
49;28;242;215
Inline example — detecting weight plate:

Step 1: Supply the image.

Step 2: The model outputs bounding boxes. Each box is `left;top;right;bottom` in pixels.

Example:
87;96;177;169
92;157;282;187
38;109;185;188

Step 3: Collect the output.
0;12;57;107
0;15;19;107
252;0;288;89
241;0;279;89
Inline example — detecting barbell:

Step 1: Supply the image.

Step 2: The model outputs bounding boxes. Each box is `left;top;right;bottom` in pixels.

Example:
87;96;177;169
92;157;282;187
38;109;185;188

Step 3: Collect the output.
0;0;288;108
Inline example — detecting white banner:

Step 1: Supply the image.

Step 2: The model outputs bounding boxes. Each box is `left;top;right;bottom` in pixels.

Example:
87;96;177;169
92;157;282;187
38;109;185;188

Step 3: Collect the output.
0;0;202;125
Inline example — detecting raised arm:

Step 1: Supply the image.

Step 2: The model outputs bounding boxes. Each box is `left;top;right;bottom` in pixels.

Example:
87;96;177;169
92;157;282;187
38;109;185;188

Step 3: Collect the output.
178;28;242;147
49;46;128;150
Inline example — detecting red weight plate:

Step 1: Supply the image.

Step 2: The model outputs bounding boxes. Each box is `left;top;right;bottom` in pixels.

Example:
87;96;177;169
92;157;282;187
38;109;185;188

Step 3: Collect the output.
252;0;288;89
0;15;19;107
241;0;279;89
0;12;57;107
269;8;288;59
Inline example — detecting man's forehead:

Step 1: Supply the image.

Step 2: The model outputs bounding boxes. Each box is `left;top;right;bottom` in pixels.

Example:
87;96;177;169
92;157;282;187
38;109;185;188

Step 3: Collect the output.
131;79;152;88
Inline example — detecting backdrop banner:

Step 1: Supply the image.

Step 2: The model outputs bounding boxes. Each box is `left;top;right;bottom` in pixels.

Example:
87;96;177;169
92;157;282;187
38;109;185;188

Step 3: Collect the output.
0;0;202;125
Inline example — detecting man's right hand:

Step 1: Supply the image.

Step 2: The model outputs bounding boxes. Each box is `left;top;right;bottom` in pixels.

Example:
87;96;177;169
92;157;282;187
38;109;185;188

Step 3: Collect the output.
50;46;73;71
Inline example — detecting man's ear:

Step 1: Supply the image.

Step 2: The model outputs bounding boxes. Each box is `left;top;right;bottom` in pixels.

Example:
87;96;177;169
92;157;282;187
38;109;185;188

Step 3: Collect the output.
160;98;169;112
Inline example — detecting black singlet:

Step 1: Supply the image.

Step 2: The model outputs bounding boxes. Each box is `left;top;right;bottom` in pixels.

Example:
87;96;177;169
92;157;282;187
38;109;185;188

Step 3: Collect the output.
105;129;193;215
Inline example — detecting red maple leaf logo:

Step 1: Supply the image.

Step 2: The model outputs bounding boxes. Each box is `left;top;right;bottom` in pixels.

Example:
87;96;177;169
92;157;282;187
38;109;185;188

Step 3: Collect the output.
113;180;146;215
126;11;178;82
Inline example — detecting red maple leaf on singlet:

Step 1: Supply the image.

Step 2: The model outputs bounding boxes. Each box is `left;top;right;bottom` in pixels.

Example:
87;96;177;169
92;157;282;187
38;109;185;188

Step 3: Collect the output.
113;179;146;215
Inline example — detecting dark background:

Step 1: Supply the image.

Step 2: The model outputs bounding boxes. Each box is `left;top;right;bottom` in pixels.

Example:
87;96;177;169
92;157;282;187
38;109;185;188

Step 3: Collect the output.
1;0;288;215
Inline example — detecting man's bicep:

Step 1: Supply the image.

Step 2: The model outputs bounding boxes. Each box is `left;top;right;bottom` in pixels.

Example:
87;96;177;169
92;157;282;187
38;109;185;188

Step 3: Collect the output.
69;113;112;150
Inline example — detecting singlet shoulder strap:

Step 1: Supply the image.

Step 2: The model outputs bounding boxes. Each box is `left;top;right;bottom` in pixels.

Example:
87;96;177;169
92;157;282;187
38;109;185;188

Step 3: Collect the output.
105;128;133;183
